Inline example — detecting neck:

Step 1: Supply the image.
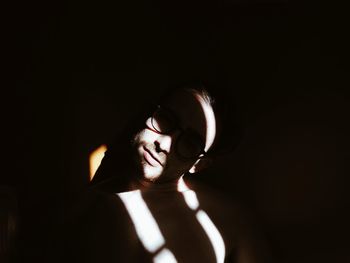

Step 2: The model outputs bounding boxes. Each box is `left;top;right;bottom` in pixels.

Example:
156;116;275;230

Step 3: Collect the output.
129;176;191;193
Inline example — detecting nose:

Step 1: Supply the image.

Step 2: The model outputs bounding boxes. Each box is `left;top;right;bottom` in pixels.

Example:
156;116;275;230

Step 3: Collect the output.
154;134;173;154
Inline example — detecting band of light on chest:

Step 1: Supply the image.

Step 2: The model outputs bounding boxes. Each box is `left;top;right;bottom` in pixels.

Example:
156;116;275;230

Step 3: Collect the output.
118;188;226;263
182;190;226;263
118;190;177;262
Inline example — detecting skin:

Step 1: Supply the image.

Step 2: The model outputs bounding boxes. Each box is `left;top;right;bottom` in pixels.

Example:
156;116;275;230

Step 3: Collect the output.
131;89;216;185
65;88;269;263
127;89;269;262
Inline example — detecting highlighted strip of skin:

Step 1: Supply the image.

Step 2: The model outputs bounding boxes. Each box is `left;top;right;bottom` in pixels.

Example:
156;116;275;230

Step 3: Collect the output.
182;189;200;210
118;190;178;262
177;176;190;192
153;248;177;263
196;210;226;263
182;190;226;263
118;190;166;253
194;93;216;152
186;93;225;262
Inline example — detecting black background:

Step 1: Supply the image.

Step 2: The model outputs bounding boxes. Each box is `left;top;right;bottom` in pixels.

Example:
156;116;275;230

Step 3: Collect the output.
2;0;349;262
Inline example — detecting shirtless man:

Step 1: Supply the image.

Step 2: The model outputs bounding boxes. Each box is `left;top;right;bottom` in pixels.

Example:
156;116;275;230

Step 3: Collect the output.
64;85;269;263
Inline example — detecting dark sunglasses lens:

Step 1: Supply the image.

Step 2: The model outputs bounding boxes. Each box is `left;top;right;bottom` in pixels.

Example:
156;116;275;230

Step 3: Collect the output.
177;133;204;159
152;109;176;134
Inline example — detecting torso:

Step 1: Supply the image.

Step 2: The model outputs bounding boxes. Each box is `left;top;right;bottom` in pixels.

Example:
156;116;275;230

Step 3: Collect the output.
113;183;239;263
66;182;240;263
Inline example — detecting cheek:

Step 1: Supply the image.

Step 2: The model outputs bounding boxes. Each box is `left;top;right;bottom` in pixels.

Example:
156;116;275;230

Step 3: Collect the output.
143;129;158;142
134;129;158;145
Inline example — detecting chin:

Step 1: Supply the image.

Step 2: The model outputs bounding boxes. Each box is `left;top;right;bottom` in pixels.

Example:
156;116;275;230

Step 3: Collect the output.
141;165;163;182
142;176;158;183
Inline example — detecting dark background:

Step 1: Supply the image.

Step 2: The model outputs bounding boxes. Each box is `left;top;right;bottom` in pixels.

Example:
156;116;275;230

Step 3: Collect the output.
2;0;349;262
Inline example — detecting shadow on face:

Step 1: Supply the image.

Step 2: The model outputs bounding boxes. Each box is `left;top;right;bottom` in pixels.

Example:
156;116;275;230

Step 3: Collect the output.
132;89;217;183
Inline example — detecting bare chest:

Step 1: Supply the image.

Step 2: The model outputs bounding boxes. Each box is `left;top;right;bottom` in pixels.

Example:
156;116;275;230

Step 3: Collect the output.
117;190;233;263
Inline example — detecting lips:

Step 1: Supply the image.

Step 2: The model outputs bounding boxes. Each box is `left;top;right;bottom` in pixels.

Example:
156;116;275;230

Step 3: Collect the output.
143;146;163;167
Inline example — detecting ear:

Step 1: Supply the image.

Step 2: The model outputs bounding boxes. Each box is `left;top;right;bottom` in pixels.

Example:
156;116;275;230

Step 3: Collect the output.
188;157;213;174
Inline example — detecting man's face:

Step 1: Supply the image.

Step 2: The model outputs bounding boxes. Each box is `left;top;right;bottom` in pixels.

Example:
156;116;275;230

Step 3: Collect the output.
132;89;217;183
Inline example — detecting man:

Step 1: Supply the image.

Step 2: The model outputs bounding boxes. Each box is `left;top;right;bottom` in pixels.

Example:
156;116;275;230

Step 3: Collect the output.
64;84;269;263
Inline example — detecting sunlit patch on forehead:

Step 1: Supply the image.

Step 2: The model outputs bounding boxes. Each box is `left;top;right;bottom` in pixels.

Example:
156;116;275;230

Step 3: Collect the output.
193;93;216;152
161;89;216;152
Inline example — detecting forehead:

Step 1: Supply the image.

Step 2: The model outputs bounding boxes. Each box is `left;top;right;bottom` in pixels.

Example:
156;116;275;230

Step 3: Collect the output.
161;89;217;151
